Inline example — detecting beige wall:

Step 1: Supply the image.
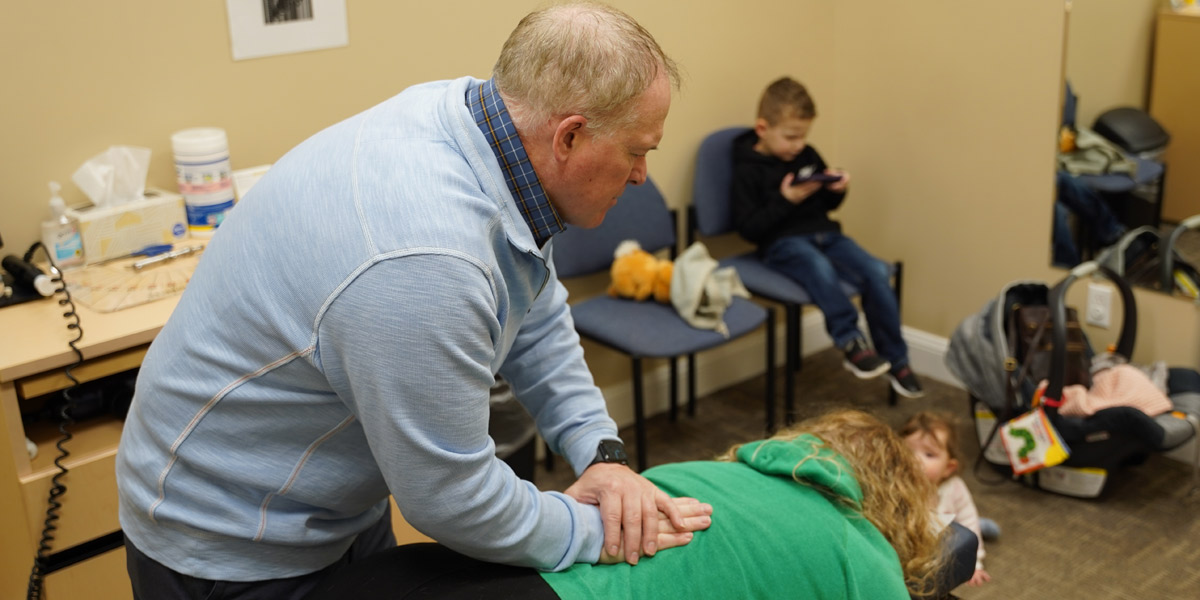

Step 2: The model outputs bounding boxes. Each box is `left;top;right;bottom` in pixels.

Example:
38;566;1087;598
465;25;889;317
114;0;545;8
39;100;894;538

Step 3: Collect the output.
2;1;1196;379
1065;0;1162;129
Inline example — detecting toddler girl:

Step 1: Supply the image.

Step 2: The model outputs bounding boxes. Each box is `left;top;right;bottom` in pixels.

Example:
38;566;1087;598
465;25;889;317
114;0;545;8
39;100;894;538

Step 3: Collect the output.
900;411;993;587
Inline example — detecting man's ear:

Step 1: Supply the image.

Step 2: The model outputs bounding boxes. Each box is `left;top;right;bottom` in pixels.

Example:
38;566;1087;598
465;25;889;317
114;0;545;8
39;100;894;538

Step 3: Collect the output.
552;115;590;162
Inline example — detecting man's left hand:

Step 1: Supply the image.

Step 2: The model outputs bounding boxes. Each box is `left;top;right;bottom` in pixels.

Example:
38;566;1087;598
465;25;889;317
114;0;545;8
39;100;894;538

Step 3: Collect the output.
565;463;713;565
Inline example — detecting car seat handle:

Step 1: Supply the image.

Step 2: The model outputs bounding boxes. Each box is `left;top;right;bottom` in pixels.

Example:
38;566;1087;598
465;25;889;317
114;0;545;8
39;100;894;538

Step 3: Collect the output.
1044;263;1137;408
1161;214;1200;292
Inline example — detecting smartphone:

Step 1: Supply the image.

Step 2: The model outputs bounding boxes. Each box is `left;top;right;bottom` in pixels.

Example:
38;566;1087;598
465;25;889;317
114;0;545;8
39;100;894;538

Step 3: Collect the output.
791;172;843;185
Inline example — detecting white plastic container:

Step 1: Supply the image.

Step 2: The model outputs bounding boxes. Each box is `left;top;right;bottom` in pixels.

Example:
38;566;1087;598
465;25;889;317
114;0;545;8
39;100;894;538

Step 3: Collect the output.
172;127;236;237
41;181;84;268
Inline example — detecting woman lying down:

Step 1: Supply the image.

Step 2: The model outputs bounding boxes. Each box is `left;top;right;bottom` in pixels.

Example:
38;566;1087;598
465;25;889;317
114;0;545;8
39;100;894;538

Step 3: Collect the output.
305;409;946;599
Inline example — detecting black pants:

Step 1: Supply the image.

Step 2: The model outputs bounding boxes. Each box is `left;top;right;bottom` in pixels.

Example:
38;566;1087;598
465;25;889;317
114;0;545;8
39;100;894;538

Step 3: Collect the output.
125;507;397;600
303;543;560;600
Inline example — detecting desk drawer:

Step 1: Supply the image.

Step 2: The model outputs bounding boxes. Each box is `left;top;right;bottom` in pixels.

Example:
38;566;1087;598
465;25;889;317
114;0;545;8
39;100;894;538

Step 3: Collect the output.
22;447;120;551
16;345;147;400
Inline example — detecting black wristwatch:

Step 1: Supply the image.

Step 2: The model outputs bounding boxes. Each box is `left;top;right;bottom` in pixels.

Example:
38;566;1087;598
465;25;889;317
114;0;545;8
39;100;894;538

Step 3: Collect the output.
587;439;629;468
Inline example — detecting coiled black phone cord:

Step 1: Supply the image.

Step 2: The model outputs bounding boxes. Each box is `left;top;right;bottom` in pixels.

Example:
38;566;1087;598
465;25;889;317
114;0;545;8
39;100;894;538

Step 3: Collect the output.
23;242;83;600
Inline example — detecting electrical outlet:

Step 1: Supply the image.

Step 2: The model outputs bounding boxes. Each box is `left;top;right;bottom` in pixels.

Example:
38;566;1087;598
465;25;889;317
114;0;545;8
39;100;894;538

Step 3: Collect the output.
1086;282;1112;328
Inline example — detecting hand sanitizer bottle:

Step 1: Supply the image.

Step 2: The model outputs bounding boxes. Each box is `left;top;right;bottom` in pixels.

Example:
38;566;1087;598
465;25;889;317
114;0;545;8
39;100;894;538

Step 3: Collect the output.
40;181;84;268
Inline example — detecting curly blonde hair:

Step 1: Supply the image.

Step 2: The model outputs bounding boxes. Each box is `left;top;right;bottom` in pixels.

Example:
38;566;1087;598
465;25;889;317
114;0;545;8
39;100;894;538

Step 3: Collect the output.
719;409;944;595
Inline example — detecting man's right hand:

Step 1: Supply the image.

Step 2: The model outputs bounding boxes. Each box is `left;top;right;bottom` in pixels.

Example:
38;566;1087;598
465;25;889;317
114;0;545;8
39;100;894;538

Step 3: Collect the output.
566;463;711;565
596;498;714;564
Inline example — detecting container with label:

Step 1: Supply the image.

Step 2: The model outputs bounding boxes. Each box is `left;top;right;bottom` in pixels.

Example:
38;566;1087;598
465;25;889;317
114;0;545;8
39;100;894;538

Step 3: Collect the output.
41;181;84;268
171;127;236;236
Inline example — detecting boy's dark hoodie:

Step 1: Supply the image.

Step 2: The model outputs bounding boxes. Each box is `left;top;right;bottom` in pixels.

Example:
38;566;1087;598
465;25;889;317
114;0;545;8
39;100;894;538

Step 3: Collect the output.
731;130;846;250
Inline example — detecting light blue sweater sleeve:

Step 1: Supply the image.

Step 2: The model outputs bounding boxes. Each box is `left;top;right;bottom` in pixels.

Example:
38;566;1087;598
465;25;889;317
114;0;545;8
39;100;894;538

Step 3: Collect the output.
500;271;623;477
315;254;604;570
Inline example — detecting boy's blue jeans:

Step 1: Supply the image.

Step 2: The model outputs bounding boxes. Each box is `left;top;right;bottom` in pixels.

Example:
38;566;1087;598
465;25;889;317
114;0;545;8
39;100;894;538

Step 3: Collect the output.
762;232;908;368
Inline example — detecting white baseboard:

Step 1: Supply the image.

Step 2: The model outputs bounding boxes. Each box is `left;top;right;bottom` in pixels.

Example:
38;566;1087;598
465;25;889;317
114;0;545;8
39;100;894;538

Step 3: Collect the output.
598;312;964;428
901;325;964;389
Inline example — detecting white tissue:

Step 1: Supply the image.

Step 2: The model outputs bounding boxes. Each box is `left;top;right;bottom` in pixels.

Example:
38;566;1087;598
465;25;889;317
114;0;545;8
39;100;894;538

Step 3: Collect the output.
71;145;152;208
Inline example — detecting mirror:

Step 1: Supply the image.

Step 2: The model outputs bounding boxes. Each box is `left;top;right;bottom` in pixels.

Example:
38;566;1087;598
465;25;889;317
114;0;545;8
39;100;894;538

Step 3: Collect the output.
1052;0;1200;301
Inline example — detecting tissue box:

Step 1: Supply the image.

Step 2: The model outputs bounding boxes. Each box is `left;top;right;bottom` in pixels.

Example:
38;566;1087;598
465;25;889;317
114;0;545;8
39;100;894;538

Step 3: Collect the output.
66;189;189;264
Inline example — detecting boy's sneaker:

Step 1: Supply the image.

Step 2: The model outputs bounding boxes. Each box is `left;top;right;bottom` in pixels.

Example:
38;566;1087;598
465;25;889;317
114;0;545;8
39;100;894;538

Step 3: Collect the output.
889;365;926;398
841;338;890;379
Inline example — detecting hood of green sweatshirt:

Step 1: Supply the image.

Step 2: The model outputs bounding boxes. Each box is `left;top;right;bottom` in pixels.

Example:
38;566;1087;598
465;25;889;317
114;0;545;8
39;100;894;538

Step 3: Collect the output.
735;433;863;506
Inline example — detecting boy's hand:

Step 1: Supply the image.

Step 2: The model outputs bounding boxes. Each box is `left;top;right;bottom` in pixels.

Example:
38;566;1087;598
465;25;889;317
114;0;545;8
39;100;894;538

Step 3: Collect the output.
780;172;822;204
826;169;850;192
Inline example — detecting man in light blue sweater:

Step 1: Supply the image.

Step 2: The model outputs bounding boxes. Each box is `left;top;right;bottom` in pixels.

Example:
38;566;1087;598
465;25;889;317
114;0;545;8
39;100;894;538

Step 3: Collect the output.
116;4;711;598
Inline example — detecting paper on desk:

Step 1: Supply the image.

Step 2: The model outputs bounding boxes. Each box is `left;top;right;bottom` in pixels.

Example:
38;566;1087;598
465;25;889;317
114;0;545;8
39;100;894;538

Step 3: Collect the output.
71;146;152;209
65;245;203;312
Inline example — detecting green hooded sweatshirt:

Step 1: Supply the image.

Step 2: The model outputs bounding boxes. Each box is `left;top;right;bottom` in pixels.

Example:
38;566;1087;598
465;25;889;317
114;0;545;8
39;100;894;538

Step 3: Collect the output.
540;434;910;599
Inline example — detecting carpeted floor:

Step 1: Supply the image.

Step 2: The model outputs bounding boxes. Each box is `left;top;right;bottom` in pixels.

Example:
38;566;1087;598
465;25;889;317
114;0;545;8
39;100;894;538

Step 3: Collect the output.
534;348;1200;599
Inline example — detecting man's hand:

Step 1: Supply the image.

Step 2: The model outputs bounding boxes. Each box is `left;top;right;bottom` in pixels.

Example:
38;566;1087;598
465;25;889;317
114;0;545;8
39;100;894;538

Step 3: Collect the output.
565;463;713;565
596;502;713;564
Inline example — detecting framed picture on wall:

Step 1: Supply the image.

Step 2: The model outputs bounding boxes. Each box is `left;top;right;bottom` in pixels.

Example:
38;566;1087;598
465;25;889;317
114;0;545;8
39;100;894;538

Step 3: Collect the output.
226;0;349;61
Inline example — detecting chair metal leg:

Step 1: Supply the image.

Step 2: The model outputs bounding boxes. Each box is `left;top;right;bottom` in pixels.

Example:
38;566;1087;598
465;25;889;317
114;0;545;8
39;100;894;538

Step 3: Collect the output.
889;261;904;407
788;304;802;373
669;357;678;422
765;308;777;434
632;357;648;471
543;440;555;471
686;354;697;417
1152;163;1165;230
785;304;799;425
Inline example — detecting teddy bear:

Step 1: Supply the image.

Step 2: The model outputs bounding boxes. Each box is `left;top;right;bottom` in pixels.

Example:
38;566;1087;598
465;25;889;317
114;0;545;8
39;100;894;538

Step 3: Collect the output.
608;240;673;304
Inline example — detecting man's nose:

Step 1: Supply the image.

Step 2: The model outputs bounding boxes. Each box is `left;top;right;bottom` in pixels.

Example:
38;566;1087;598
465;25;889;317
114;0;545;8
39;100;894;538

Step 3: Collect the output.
628;157;648;186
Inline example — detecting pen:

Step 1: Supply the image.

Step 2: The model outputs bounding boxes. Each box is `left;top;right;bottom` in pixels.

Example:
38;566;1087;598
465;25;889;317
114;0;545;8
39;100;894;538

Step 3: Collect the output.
130;245;204;271
94;244;174;266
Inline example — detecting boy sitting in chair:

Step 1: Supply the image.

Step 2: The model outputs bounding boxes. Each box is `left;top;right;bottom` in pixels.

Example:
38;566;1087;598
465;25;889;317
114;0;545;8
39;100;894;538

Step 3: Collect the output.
731;76;923;398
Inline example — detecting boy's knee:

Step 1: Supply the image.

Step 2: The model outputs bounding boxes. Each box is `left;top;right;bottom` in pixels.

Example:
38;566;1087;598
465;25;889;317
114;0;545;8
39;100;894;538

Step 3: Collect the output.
865;259;891;284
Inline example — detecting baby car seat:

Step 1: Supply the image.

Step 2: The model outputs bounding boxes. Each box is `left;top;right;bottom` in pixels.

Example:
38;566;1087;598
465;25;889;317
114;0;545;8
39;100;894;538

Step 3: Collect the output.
949;263;1199;498
1016;264;1197;497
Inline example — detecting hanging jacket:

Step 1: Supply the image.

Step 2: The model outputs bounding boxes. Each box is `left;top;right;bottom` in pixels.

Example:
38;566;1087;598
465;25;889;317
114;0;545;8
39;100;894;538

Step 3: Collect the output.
670;241;750;337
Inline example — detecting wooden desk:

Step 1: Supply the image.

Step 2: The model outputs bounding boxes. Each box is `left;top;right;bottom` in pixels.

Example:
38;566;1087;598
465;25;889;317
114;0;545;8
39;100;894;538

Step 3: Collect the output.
0;261;430;599
0;282;176;599
1150;9;1200;223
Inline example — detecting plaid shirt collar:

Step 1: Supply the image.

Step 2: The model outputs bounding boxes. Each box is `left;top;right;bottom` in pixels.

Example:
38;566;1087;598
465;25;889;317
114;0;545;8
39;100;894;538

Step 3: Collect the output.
467;78;563;247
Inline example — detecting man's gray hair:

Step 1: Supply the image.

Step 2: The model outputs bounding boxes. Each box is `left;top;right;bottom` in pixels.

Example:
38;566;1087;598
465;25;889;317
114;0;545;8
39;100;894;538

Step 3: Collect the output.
494;2;680;135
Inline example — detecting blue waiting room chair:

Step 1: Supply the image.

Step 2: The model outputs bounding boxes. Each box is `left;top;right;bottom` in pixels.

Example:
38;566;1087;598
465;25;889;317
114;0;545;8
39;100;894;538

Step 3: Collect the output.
690;127;902;424
550;177;776;471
